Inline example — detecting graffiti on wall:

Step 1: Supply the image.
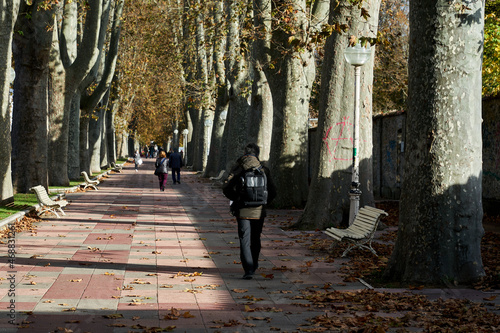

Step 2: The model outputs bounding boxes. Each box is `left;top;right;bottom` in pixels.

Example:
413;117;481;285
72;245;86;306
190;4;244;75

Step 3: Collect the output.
323;116;354;162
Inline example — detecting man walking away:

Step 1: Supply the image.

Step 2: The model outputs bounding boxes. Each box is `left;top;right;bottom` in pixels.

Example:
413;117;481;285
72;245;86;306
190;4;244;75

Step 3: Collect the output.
222;143;276;280
169;148;183;184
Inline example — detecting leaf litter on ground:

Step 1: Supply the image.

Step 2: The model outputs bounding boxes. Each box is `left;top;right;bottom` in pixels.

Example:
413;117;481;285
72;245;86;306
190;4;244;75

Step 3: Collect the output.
280;201;500;332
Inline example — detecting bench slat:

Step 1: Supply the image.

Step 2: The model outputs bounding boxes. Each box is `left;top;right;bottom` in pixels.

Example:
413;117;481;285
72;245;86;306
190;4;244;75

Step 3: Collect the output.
323;206;387;257
346;226;371;236
30;185;68;218
352;217;377;228
357;209;382;219
363;206;388;215
355;214;378;223
348;224;372;233
326;227;367;239
354;217;378;228
324;230;342;241
81;171;100;190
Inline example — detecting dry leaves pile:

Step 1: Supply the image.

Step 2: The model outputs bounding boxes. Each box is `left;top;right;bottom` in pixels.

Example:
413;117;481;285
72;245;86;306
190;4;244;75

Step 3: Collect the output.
285;201;500;332
475;230;500;290
303;201;500;290
299;289;500;332
0;212;39;238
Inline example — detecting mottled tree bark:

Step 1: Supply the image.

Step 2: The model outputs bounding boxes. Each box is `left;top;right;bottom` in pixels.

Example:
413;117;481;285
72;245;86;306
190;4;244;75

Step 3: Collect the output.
223;0;251;171
267;0;330;208
384;0;485;284
12;0;103;187
0;0;20;202
12;1;54;192
248;0;273;162
47;0;103;186
296;0;379;229
204;0;229;178
192;0;211;171
106;76;120;165
79;0;122;175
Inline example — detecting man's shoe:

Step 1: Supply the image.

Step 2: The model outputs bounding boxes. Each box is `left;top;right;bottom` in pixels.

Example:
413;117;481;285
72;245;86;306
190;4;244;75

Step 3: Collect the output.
242;273;253;280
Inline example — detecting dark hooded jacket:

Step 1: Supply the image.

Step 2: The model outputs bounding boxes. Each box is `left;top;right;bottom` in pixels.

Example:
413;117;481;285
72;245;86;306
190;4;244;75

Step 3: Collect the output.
169;151;183;169
222;154;276;219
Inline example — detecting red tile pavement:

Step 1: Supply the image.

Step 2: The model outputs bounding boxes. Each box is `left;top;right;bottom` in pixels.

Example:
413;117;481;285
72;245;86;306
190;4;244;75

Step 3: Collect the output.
43;274;92;299
81;274;124;299
0;159;498;332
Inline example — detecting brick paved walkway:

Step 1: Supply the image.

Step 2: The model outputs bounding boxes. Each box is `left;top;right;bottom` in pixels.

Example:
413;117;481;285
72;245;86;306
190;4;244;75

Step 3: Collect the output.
0;159;499;332
0;159;360;332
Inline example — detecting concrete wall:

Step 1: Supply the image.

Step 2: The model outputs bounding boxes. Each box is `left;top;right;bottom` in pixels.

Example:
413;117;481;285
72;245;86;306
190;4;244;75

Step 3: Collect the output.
372;111;406;200
482;97;500;213
307;112;406;200
371;97;500;214
309;97;500;211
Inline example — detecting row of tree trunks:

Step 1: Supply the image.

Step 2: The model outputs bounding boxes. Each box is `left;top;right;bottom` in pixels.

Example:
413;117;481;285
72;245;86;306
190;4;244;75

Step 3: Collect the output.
9;0;123;193
184;0;485;285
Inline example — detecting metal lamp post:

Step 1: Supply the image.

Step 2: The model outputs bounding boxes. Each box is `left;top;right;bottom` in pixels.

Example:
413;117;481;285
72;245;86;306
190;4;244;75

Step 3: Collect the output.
344;42;372;225
204;119;212;157
182;129;189;166
173;129;179;150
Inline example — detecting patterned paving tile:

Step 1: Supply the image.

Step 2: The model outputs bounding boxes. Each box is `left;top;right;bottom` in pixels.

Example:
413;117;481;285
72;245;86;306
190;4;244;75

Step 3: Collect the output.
3;160;486;332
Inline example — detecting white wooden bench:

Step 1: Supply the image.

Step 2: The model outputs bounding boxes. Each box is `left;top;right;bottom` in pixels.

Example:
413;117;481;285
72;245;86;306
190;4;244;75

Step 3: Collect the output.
110;162;122;173
324;206;388;257
30;185;69;218
81;171;100;190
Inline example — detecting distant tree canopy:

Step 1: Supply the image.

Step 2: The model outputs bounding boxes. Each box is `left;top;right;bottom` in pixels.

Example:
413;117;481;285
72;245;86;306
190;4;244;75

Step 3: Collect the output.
373;0;409;112
114;0;497;143
116;0;184;146
373;0;499;110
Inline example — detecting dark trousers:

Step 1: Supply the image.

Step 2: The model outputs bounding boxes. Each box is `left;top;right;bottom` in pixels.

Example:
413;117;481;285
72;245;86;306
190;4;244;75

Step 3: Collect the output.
237;218;264;275
158;173;168;190
171;168;181;183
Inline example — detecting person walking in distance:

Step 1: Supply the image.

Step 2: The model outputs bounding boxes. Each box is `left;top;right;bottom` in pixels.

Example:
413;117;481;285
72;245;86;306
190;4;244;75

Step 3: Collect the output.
134;150;141;172
168;148;183;184
223;143;276;279
155;150;169;191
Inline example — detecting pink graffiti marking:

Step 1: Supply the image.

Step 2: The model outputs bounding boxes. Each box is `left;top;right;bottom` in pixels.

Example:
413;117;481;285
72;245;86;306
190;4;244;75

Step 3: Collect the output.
323;116;354;162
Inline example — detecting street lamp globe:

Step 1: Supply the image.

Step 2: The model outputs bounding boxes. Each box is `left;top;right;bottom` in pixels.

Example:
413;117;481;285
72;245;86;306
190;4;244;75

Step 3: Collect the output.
174;129;179;134
220;111;228;121
344;43;371;67
10;68;15;84
182;129;189;135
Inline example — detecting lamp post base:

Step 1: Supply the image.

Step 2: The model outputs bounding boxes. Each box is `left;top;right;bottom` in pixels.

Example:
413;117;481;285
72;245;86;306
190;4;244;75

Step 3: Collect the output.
348;184;361;226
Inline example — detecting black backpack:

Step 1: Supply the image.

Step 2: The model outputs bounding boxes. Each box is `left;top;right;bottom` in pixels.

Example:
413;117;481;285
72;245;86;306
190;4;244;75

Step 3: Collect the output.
239;166;268;207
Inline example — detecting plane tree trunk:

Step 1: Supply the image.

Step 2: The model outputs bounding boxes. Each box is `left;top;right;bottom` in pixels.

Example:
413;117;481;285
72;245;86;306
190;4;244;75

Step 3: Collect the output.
0;0;20;202
296;0;379;229
384;0;485;285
